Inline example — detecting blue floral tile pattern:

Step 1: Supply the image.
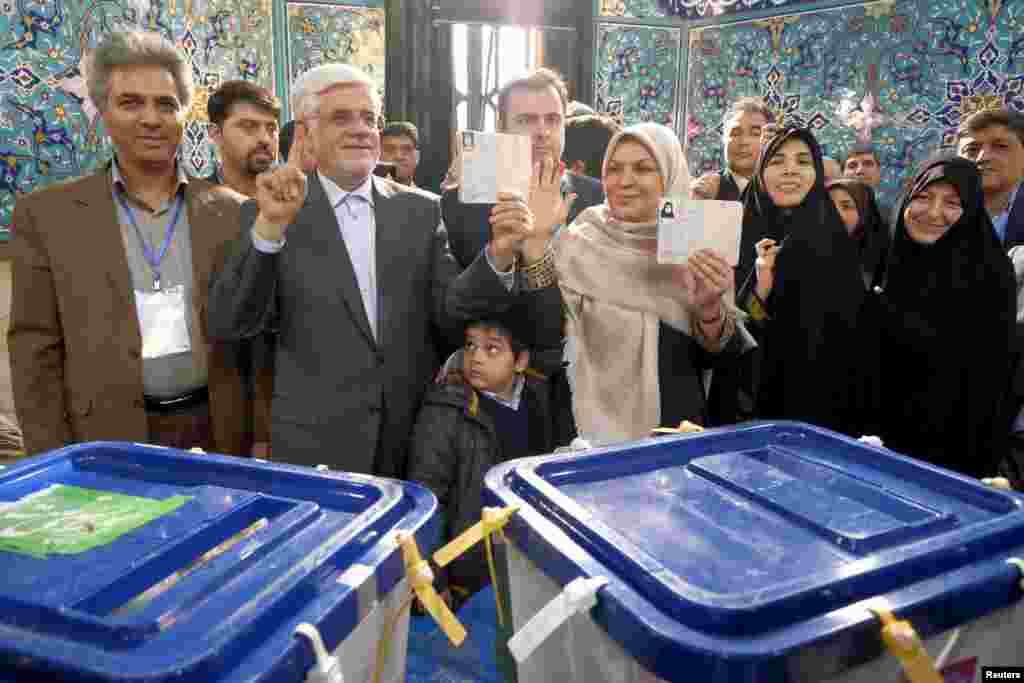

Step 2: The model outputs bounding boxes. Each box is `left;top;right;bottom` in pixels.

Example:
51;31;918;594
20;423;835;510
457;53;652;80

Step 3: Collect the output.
0;0;275;236
594;23;682;130
287;3;385;103
600;0;821;21
682;0;1024;208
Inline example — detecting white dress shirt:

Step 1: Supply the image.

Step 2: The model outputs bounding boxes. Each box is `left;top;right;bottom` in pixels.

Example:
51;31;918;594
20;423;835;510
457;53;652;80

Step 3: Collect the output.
251;174;515;332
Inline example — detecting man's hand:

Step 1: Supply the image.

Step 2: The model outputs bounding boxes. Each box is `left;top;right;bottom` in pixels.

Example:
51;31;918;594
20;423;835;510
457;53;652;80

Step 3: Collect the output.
488;190;533;271
690;173;721;200
253;122;310;242
523;155;575;264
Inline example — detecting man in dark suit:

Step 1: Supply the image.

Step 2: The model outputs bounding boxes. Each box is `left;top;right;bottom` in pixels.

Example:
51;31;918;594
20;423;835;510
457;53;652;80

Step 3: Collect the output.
440;68;604;269
958;109;1024;484
691;97;774;202
8;30;254;457
206;80;283;459
207;64;553;478
957;108;1024;248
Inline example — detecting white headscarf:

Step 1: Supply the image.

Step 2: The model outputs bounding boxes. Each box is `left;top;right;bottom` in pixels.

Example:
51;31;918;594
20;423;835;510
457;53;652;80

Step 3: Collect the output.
556;123;701;445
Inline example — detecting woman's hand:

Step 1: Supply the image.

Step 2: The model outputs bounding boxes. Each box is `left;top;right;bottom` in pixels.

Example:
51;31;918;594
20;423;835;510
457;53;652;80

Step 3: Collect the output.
754;238;780;301
687;249;732;316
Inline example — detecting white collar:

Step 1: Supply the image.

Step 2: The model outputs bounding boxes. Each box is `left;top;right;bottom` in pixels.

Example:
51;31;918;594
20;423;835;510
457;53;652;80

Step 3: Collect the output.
318;172;374;209
480;374;525;411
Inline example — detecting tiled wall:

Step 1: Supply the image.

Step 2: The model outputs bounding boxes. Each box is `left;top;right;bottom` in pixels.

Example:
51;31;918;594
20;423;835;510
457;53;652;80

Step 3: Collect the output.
286;2;385;103
0;0;385;238
594;0;1024;207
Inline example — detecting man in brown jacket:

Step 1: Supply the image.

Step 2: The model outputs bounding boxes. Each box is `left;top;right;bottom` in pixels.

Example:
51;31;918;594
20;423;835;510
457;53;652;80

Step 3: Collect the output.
7;30;253;457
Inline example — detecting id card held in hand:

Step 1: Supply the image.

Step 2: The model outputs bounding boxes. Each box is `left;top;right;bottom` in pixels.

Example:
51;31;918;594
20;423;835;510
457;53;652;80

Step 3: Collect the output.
134;285;191;359
458;130;532;204
656;194;743;266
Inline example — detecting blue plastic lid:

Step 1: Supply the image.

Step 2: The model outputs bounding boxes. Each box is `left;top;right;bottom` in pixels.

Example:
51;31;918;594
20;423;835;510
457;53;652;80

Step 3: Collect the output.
485;422;1024;680
0;442;438;682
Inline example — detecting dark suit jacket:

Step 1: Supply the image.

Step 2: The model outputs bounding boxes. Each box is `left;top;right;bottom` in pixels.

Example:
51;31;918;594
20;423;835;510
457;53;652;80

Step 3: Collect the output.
714;169;745;202
202;168;275;447
207;174;520;477
1003;184;1024;250
440;172;605;269
8;167;254;456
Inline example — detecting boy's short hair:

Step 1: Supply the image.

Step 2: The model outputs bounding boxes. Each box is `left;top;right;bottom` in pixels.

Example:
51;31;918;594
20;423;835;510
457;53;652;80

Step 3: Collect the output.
466;319;528;355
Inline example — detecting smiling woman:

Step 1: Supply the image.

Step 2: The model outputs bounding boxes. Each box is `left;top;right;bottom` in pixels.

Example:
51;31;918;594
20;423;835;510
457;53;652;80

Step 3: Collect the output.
736;126;874;437
551;122;752;445
874;154;1016;477
761;137;816;208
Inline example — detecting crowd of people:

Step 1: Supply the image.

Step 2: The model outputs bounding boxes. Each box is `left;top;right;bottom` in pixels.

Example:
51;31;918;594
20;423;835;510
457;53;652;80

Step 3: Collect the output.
7;29;1024;608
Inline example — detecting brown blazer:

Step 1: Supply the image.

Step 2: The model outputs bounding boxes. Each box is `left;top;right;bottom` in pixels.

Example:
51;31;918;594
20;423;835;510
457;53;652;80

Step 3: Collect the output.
7;166;254;457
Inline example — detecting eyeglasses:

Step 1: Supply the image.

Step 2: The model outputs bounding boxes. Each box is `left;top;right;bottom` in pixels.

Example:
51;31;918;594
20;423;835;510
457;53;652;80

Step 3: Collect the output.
303;111;384;130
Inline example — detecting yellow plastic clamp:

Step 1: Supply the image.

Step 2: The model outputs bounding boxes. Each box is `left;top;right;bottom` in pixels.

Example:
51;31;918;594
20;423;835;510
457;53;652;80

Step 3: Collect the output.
398;533;466;646
867;606;942;683
434;506;519;626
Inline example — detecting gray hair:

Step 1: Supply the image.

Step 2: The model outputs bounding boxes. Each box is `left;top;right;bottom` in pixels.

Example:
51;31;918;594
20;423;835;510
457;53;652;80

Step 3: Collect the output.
290;63;379;121
88;30;193;113
721;96;774;136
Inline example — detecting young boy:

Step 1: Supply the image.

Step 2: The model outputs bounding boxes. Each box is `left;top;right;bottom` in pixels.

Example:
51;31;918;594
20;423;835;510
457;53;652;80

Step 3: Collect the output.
408;312;575;602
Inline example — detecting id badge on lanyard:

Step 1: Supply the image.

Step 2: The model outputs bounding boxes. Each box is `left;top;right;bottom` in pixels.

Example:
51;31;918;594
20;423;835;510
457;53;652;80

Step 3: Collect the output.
118;191;191;358
135;286;191;359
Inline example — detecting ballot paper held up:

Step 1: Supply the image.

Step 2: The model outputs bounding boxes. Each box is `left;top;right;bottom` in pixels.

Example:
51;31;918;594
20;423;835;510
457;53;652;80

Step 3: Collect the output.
458;130;532;204
656;196;743;266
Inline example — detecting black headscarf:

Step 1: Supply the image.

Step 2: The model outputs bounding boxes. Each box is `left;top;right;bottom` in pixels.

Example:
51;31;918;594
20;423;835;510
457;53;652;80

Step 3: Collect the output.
826;178;890;289
874;154;1015;477
742;127;876;435
736;128;834;293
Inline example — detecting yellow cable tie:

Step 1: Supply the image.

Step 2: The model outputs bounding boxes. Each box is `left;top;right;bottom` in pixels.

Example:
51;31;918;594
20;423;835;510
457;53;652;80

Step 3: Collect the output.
398;533;466;646
482;506;518;627
867;606;942;683
432;507;519;628
433;506;519;568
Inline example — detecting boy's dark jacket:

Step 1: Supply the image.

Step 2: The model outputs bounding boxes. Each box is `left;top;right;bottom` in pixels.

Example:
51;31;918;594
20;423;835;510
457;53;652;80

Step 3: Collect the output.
408;367;575;596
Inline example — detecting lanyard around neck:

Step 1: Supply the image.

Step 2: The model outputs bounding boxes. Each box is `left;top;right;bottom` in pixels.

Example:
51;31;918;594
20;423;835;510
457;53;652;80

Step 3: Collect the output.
116;189;184;291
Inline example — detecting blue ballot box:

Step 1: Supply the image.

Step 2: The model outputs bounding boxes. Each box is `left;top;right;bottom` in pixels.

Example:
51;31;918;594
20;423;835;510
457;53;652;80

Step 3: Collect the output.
485;422;1024;682
0;442;438;682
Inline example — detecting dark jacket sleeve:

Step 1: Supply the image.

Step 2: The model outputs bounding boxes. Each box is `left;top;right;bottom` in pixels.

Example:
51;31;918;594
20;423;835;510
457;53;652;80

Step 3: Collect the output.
567;174;605;224
408;402;459;520
7;197;71;454
547;368;578;448
207;200;279;341
440;189;492;270
438;236;516;338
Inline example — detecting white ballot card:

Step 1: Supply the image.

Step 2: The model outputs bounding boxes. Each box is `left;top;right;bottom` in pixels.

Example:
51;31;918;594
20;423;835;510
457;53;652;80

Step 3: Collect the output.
458;130;532;204
656;196;743;266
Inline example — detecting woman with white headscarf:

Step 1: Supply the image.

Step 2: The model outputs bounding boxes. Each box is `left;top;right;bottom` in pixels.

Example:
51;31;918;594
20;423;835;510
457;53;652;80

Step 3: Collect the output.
543;122;752;445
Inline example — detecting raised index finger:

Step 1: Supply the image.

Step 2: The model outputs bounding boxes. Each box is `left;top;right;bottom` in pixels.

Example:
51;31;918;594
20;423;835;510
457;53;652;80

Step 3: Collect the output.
287;121;310;171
